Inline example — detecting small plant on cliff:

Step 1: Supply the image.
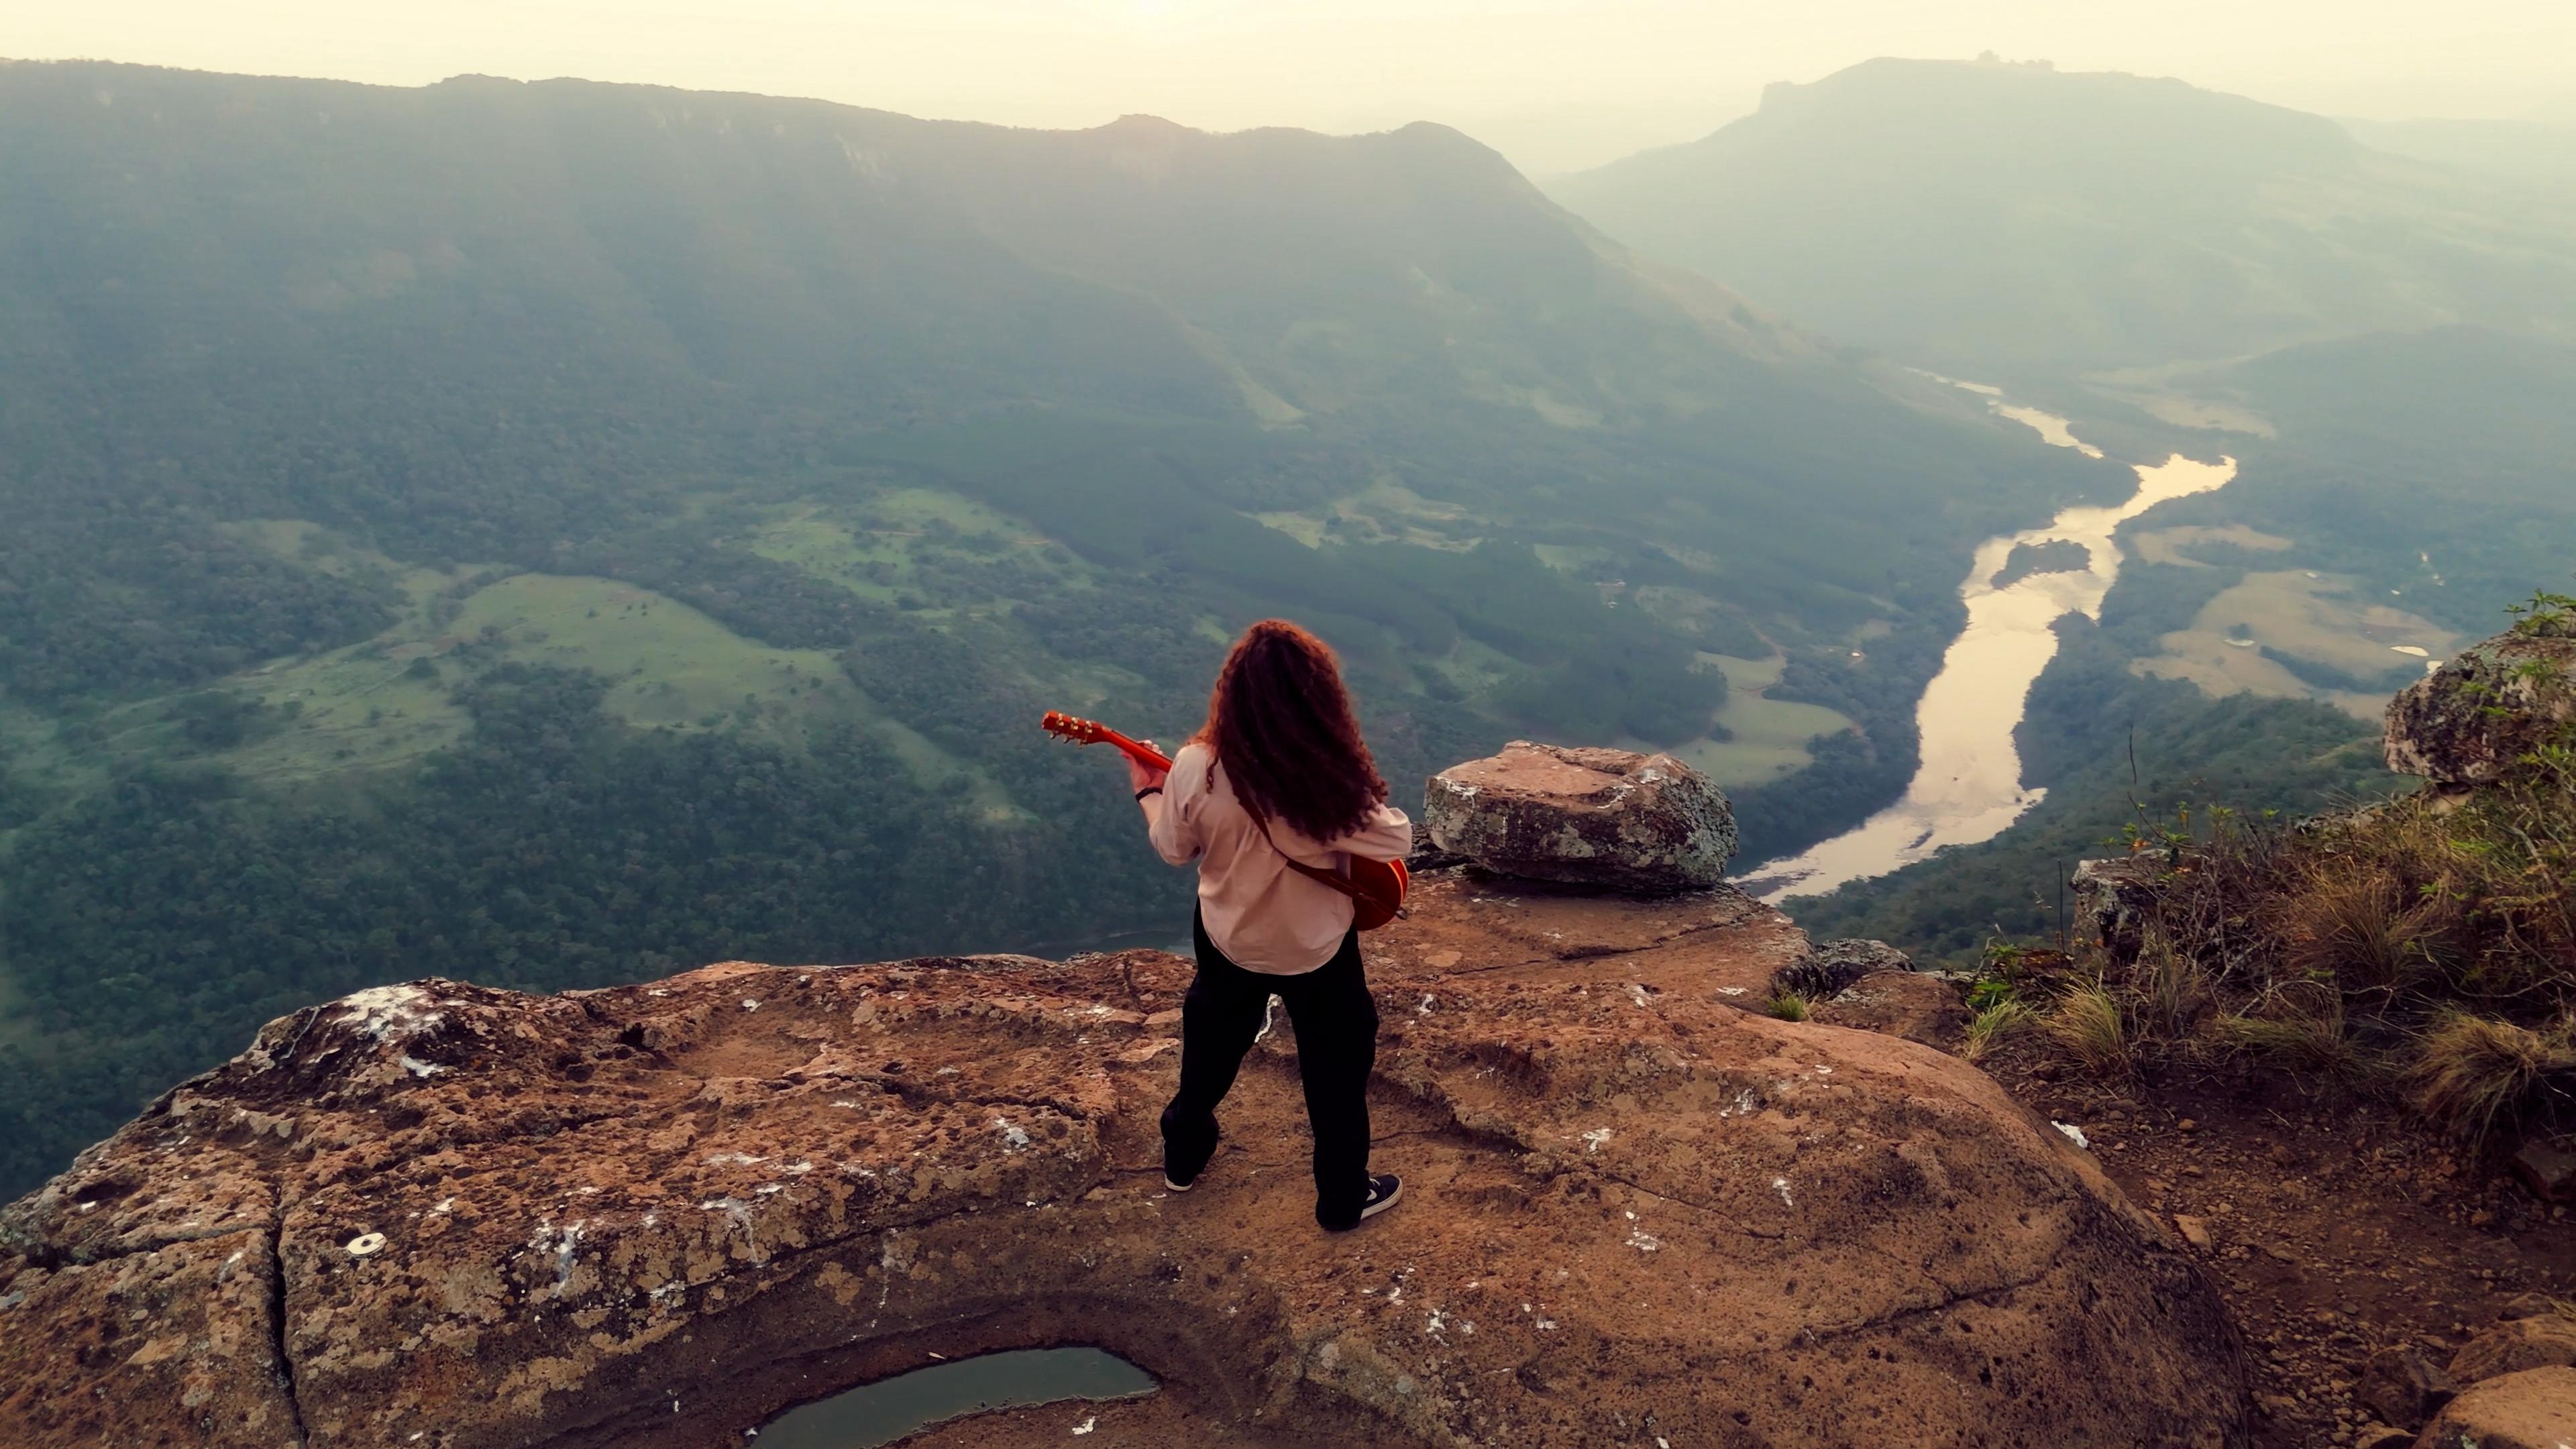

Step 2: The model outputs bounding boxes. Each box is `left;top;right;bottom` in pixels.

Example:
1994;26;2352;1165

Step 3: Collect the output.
2406;1010;2576;1147
1965;1000;2036;1062
2273;858;2453;1004
2506;588;2576;639
1762;989;1811;1022
2128;938;2212;1042
2209;981;2375;1084
2046;981;2133;1077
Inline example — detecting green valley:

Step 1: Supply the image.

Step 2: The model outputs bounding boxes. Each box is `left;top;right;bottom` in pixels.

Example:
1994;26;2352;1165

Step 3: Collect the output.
0;60;2099;1194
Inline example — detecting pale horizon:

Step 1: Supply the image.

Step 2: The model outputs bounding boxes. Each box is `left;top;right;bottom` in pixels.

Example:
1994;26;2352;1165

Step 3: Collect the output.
8;0;2573;176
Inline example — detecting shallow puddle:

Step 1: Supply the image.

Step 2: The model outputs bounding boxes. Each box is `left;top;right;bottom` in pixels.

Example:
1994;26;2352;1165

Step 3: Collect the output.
752;1348;1157;1448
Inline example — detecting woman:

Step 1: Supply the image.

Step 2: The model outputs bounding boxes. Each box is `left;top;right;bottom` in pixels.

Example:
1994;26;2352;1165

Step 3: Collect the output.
1124;619;1412;1232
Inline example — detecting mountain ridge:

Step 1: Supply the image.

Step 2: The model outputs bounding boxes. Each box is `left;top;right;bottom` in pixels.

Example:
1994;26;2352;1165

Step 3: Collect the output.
1550;55;2576;376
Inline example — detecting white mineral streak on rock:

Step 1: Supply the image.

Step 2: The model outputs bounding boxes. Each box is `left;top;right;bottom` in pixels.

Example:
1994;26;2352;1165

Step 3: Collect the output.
333;984;448;1044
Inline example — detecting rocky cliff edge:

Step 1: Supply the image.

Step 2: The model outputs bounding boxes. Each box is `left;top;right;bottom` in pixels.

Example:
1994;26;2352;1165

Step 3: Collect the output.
0;757;2249;1448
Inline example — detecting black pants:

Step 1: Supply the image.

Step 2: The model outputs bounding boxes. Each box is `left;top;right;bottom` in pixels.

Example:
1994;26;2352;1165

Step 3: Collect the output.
1161;908;1381;1228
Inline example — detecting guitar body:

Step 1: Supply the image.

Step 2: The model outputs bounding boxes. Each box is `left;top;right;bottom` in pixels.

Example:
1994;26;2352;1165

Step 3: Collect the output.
1342;856;1409;931
1042;710;1410;930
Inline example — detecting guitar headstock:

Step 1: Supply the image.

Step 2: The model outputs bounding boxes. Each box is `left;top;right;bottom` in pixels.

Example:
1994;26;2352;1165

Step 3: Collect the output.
1040;710;1112;746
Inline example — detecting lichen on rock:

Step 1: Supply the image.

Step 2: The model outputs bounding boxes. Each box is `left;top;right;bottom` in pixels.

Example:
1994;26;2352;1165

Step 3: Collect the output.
2385;629;2576;786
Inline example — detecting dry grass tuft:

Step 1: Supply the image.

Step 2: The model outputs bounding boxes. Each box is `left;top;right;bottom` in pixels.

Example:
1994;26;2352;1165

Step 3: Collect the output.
1965;1000;2035;1062
2405;1011;2576;1146
2047;982;2132;1078
2131;937;2213;1041
1762;989;1810;1022
2209;983;2375;1083
2275;859;2450;1000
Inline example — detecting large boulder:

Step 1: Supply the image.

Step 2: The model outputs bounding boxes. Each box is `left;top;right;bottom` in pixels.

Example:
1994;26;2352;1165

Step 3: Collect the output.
2365;1344;2462;1432
1423;741;1736;892
1;946;2250;1449
2451;1314;2576;1385
2385;623;2576;785
1774;937;1915;1000
2412;1366;2576;1448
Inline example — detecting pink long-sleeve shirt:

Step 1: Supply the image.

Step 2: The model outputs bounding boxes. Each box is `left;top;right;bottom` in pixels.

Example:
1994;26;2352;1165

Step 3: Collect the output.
1144;741;1413;975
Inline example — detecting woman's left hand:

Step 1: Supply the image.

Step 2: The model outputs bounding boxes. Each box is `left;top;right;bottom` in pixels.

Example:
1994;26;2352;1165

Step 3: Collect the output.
1126;742;1169;795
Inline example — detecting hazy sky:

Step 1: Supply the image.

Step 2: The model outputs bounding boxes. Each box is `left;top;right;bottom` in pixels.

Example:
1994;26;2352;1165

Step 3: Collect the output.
11;1;2574;174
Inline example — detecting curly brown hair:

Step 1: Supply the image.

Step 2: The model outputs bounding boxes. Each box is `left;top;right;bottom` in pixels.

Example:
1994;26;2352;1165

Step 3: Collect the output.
1196;619;1388;843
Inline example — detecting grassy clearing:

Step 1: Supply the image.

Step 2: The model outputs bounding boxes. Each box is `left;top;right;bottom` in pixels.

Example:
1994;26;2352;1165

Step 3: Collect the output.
453;574;863;734
747;490;1079;607
1252;480;1483;552
2128;524;2295;570
745;513;902;602
150;520;1026;802
2135;568;2462;719
2080;374;2280;438
0;702;103;801
164;572;879;784
1627;652;1857;788
58;533;1008;806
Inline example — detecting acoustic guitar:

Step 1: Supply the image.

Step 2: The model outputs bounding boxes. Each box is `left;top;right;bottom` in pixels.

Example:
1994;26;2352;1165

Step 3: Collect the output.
1041;710;1409;930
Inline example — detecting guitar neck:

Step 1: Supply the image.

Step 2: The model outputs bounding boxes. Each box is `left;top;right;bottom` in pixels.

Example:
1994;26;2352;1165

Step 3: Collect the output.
1097;730;1173;772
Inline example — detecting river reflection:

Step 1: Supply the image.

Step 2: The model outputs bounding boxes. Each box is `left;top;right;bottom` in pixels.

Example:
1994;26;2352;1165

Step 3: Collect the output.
1742;394;2235;904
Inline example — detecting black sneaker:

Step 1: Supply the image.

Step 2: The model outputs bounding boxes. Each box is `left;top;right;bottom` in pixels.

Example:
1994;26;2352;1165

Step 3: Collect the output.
1163;1166;1197;1193
1322;1174;1403;1231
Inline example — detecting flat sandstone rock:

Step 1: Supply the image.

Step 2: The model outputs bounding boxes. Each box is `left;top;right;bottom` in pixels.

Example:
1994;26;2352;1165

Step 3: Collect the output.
1424;741;1737;892
1;940;2249;1448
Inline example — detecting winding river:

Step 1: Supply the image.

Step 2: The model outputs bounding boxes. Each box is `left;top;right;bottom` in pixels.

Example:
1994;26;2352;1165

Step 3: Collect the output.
1739;388;2235;904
